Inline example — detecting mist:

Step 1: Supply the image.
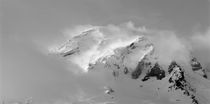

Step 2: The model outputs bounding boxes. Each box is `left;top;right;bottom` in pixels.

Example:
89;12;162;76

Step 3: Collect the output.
51;22;200;73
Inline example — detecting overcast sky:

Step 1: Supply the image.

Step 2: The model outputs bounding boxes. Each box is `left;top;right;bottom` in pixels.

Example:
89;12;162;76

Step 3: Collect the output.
1;0;210;104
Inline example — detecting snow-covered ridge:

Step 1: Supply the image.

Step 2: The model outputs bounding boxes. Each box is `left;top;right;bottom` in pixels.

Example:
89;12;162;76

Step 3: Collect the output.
49;24;210;104
49;27;146;72
49;27;208;79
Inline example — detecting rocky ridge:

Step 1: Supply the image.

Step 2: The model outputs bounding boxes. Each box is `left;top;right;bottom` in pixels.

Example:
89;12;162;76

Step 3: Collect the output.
51;29;209;104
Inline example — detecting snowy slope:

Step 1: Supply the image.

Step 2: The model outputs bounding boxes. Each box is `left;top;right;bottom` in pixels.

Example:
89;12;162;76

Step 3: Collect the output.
50;28;210;104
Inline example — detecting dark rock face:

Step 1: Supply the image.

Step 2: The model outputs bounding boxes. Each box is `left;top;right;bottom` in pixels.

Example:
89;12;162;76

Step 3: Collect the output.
168;61;181;74
105;87;115;94
168;66;186;91
191;57;208;79
129;43;137;49
124;67;129;74
131;57;152;79
131;62;145;79
141;63;165;81
203;73;207;78
168;64;199;104
62;47;79;57
191;58;202;71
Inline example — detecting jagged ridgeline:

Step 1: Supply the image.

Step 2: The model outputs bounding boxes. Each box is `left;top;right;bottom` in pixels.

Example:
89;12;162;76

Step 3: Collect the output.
50;28;210;104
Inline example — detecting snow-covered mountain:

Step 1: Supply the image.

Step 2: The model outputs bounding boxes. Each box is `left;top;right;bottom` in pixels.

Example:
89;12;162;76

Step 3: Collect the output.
50;28;210;104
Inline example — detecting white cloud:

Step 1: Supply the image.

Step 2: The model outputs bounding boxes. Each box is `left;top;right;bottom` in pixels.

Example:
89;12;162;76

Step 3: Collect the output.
50;22;147;72
63;25;99;39
191;28;210;65
47;23;210;104
191;28;210;47
51;22;205;73
146;30;191;66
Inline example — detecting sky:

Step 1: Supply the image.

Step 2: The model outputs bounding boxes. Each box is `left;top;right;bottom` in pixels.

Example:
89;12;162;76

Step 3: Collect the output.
1;0;210;104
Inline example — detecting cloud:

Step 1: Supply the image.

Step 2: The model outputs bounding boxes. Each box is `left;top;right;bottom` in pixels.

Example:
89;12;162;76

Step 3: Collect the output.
47;22;210;104
190;28;210;67
191;28;210;47
146;30;191;66
63;25;99;39
50;22;200;73
50;22;148;72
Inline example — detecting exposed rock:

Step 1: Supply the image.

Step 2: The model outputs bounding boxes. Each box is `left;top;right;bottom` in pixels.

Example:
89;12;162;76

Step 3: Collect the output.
168;61;181;74
203;72;208;78
131;58;152;79
50;24;210;104
104;86;115;95
191;58;202;71
131;62;144;79
191;57;208;79
123;67;129;74
141;63;165;81
129;43;137;49
168;64;199;104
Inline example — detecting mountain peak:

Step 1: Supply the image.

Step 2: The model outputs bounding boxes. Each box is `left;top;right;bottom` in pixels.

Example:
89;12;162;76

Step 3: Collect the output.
168;62;199;104
49;27;210;104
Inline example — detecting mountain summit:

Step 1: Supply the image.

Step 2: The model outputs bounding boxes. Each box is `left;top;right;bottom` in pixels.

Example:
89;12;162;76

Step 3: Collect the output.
50;27;210;104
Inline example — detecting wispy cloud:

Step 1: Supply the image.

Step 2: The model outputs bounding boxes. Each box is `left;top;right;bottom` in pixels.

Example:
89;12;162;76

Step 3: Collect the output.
49;22;147;73
190;27;210;67
50;22;196;73
191;28;210;47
